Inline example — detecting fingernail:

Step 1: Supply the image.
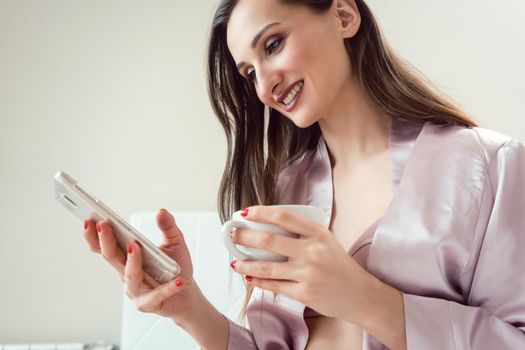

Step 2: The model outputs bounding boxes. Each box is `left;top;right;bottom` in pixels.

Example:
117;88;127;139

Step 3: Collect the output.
127;242;133;254
96;222;101;233
83;220;88;231
175;279;184;287
160;208;167;213
245;275;252;282
230;260;237;269
240;208;249;217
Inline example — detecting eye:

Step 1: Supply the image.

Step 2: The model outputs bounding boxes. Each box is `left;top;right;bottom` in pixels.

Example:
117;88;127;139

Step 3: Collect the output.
265;35;283;55
242;34;285;82
247;69;256;82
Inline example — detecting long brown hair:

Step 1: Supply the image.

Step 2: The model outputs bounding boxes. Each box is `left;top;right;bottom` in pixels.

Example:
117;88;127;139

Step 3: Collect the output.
207;0;478;322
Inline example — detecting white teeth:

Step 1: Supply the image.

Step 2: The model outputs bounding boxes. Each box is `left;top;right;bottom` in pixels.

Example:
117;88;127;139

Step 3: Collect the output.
283;81;303;105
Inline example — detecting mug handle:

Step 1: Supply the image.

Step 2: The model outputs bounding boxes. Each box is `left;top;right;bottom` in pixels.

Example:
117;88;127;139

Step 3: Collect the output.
221;219;253;260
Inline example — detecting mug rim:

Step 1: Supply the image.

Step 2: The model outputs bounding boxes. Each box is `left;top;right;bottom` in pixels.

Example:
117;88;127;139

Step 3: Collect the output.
234;204;323;212
232;205;325;223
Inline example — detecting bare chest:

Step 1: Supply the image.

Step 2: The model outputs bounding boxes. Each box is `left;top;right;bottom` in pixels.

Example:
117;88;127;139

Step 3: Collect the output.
305;155;393;349
329;157;393;252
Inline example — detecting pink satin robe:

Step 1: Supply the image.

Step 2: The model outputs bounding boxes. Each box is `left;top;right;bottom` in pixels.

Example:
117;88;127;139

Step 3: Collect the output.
224;120;525;349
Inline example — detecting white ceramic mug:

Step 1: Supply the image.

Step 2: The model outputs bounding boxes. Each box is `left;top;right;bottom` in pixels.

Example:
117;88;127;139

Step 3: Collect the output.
221;205;325;261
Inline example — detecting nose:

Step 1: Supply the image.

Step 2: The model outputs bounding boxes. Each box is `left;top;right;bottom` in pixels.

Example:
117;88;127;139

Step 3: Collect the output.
256;65;281;104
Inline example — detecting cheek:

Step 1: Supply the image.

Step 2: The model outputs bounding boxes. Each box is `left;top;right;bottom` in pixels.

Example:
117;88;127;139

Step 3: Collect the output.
309;39;351;100
285;32;346;87
281;37;314;73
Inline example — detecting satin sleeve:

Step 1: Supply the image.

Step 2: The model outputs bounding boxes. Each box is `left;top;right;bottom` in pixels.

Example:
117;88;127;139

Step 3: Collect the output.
224;316;258;349
402;138;525;349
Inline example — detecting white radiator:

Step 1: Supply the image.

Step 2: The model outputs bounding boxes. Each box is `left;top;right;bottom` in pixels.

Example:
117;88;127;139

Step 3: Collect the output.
0;343;115;350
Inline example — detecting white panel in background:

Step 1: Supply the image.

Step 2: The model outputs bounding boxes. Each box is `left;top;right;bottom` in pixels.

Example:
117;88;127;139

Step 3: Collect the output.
121;211;245;350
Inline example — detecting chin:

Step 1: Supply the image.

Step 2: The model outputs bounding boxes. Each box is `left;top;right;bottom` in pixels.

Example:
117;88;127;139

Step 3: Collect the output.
288;114;319;129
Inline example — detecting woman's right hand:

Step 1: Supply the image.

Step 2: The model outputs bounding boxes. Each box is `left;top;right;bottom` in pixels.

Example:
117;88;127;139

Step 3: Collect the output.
83;208;197;321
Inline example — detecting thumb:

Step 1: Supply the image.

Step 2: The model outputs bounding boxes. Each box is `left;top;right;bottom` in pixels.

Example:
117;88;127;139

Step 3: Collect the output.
156;209;186;246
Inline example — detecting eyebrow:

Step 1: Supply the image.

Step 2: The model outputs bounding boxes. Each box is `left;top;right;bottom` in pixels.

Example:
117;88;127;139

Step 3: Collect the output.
236;22;281;72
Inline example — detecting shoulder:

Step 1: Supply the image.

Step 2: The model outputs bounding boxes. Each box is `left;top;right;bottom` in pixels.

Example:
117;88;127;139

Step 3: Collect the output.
470;125;520;165
420;122;519;168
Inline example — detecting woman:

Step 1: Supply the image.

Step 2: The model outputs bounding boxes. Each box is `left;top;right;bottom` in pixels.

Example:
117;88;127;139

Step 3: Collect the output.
84;0;525;349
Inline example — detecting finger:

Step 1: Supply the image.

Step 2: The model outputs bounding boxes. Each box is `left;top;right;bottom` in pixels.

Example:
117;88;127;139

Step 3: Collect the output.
97;220;127;275
124;240;144;297
83;219;101;253
245;275;299;299
232;228;302;258
156;209;187;246
134;278;186;313
242;206;323;237
233;259;299;281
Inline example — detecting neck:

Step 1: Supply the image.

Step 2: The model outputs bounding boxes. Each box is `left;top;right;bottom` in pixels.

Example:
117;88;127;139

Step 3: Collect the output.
317;75;391;169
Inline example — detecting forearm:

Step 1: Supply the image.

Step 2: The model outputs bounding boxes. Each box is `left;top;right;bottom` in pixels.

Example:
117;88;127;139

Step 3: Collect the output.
357;278;407;350
173;284;230;350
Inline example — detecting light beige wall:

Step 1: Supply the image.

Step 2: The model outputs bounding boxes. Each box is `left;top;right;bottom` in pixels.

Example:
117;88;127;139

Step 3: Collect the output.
0;0;223;344
368;0;525;134
0;0;524;345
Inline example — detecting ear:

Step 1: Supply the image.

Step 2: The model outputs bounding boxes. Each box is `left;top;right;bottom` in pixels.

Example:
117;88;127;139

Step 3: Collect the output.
333;0;361;39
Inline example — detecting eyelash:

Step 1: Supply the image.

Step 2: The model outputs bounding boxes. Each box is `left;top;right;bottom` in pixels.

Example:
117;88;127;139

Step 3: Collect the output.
246;35;284;82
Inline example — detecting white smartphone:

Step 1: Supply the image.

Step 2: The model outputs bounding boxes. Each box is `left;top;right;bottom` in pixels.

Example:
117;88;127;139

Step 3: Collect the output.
54;171;181;286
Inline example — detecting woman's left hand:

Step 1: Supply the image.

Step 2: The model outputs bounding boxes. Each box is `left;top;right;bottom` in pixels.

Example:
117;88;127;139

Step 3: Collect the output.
230;205;385;324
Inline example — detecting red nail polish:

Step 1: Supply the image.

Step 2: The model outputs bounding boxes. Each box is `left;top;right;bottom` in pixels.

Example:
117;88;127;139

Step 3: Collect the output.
230;261;237;269
127;242;133;254
96;222;101;233
175;279;184;287
241;208;249;217
245;275;253;282
83;220;88;231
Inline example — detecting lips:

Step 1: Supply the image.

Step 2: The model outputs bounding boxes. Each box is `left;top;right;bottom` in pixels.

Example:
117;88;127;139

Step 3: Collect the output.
277;80;304;106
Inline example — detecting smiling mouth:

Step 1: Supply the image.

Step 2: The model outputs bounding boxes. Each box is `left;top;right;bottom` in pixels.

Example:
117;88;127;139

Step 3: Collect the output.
280;80;304;107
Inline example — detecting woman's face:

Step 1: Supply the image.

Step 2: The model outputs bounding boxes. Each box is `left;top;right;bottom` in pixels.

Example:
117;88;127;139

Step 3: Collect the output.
227;0;358;128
